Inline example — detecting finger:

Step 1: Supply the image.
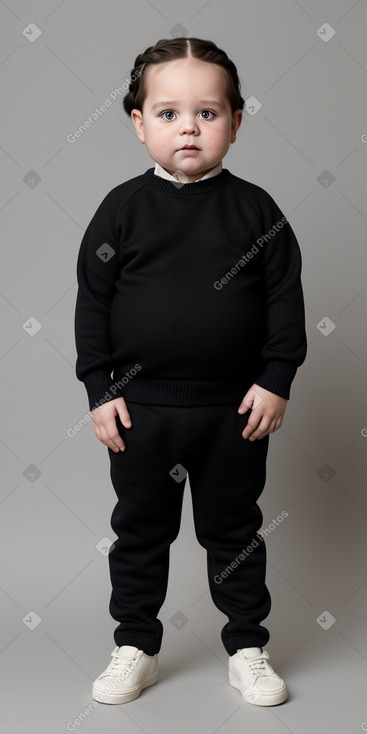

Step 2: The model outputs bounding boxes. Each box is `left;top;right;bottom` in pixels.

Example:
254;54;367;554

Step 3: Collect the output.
108;415;128;451
238;388;263;414
257;427;273;440
100;424;126;453
267;418;281;435
118;406;132;428
242;412;261;439
108;425;126;452
248;417;275;441
238;394;256;414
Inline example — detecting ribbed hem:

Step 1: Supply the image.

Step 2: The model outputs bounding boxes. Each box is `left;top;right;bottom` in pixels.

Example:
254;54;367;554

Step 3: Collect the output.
120;378;248;406
81;363;299;407
143;167;233;194
82;369;123;412
253;361;298;400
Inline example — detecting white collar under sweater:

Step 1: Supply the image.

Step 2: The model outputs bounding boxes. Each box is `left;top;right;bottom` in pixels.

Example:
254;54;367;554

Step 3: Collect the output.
154;160;223;183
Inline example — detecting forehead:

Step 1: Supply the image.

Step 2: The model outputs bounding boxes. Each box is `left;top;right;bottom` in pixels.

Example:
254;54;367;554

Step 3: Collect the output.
144;58;228;100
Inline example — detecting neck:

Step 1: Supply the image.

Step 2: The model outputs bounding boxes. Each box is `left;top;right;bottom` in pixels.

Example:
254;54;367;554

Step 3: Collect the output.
144;167;233;194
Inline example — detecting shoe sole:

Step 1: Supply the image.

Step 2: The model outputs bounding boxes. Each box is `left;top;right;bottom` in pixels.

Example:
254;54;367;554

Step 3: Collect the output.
229;671;288;706
92;670;158;704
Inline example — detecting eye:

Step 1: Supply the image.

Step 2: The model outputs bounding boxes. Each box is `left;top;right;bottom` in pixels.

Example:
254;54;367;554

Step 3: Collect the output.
159;109;216;121
160;110;176;120
199;109;215;119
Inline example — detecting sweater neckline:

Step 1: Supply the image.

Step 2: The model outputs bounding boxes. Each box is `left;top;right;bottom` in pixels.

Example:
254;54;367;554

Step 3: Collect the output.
143;166;233;194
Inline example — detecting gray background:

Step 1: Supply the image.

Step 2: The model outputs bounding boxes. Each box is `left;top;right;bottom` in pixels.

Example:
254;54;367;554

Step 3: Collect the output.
1;0;367;732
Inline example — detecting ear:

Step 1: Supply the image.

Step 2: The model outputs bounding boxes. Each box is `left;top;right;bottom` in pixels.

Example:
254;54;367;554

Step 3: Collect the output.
231;110;242;143
131;109;145;143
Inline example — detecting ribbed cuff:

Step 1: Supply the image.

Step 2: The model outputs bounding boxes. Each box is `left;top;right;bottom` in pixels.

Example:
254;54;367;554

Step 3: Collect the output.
253;361;298;400
82;369;123;412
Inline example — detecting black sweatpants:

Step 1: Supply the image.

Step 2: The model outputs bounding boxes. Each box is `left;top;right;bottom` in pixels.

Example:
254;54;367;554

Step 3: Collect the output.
107;401;271;657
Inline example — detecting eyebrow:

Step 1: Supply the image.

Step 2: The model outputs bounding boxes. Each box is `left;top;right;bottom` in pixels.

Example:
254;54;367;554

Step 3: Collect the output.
151;100;225;110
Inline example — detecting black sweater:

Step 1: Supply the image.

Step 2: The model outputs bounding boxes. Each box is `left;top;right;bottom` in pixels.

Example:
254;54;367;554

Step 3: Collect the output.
74;167;307;411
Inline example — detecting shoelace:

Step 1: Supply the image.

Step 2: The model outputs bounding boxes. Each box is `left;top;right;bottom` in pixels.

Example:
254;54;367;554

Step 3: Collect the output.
239;652;268;677
103;652;139;679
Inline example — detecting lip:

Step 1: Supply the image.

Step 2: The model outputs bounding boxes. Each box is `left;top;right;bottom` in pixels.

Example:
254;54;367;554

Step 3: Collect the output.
179;146;200;155
179;145;200;150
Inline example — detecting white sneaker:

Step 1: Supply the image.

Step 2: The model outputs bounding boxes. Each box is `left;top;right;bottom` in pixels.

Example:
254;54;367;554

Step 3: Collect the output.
92;645;158;704
229;648;288;706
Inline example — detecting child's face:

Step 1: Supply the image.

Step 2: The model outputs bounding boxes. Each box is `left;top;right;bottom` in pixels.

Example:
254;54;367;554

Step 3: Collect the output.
131;57;242;182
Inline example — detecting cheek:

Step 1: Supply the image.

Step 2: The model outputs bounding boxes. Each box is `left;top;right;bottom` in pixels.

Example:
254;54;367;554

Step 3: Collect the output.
207;129;228;150
148;123;172;142
208;121;229;140
144;125;165;147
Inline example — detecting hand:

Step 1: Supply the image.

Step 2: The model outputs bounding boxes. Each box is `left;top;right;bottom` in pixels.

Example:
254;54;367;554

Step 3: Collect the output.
91;397;132;452
238;384;287;441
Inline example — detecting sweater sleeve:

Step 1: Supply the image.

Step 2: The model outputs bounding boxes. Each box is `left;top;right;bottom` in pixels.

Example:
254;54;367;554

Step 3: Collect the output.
252;192;307;400
74;189;123;411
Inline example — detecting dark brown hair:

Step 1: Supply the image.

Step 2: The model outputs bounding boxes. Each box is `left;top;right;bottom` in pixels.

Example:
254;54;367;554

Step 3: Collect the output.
122;37;245;117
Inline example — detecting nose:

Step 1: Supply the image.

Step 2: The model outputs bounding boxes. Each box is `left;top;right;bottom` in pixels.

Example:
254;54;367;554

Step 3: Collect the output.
179;115;199;135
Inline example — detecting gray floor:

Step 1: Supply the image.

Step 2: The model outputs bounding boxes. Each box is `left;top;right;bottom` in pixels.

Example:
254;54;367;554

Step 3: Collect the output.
2;441;366;734
2;1;367;730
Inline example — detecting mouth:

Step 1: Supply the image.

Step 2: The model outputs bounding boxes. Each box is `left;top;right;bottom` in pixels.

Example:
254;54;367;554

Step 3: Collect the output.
179;145;200;150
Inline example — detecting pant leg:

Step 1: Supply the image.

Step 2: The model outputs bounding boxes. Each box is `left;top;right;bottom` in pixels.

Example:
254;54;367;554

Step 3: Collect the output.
107;402;188;655
187;403;271;656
